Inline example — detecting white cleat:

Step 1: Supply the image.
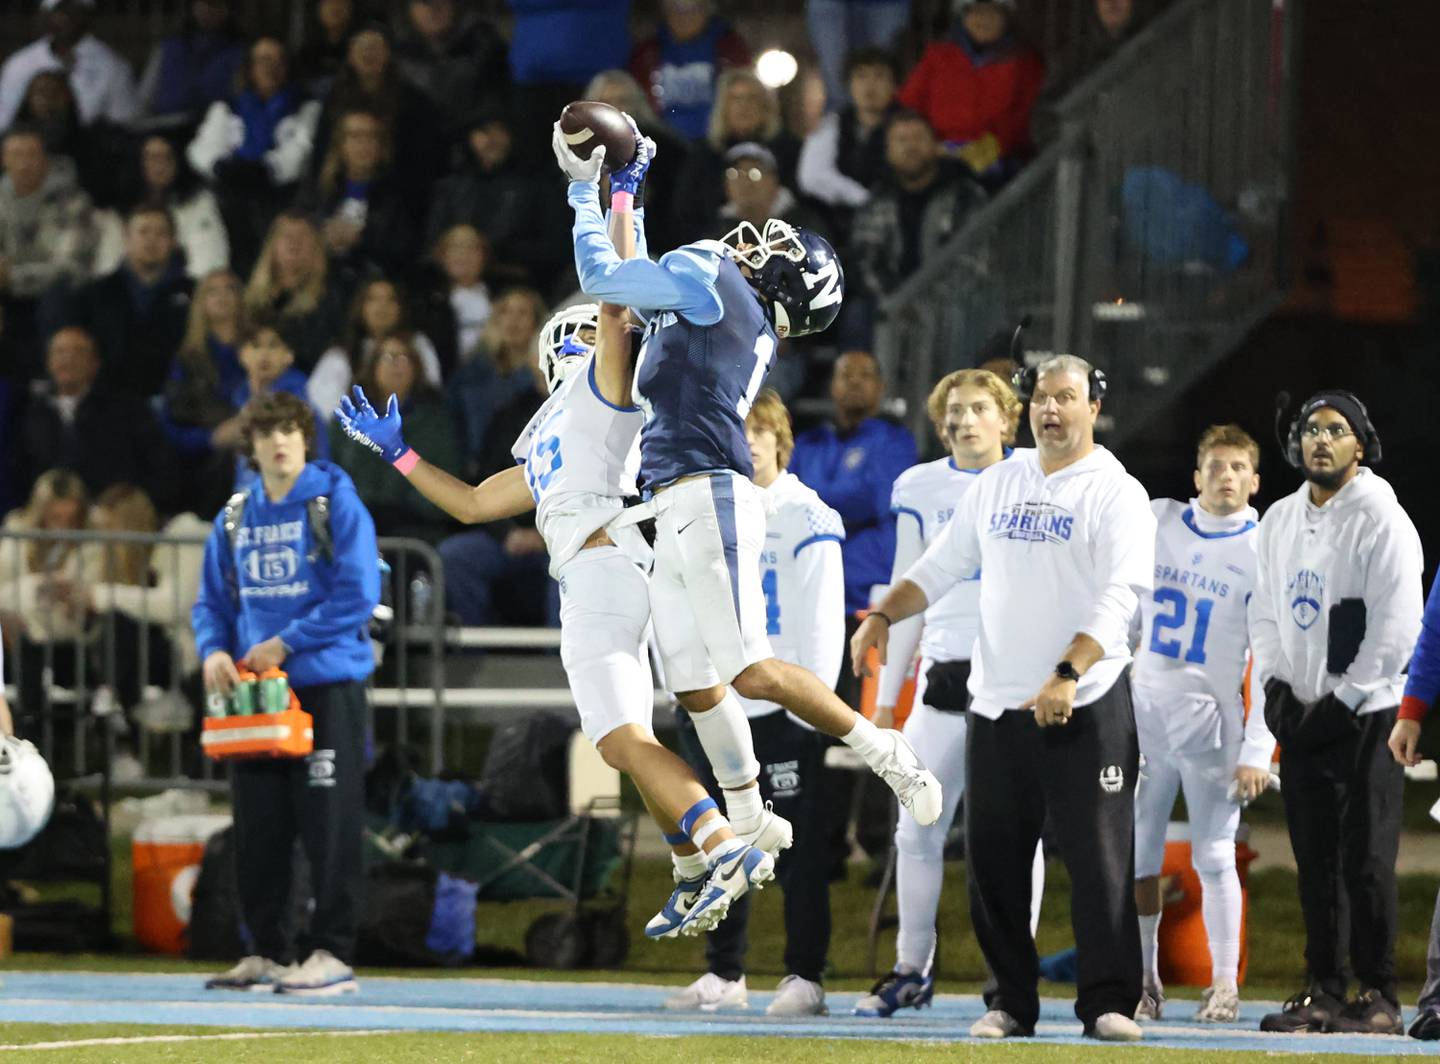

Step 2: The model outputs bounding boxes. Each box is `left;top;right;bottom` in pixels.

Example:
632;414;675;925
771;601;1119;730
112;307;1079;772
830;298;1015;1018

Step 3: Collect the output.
740;804;793;859
970;1009;1025;1038
1091;1012;1144;1041
664;973;749;1011
766;975;828;1017
273;949;358;996
677;844;774;937
204;955;296;991
873;729;942;826
1194;981;1240;1023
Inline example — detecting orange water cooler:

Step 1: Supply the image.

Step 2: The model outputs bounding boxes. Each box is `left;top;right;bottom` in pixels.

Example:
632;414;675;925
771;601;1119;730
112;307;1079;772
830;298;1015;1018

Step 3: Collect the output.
132;814;232;955
1157;822;1259;987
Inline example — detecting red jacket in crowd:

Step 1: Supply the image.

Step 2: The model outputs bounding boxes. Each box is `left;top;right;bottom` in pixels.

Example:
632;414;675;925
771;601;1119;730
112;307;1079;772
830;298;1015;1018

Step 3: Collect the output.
898;35;1046;160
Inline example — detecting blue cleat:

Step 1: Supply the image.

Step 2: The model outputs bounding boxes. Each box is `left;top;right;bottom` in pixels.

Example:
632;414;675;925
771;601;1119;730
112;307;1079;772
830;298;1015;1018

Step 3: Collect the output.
677;844;774;937
852;968;934;1017
645;869;707;939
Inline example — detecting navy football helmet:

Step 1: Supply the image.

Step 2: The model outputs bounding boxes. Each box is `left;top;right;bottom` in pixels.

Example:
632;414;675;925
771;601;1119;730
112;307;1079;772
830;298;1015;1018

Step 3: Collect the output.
721;219;844;339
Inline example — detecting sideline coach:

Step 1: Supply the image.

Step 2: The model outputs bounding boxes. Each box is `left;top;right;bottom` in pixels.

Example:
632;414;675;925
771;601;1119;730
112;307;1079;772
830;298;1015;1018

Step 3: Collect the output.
852;355;1154;1042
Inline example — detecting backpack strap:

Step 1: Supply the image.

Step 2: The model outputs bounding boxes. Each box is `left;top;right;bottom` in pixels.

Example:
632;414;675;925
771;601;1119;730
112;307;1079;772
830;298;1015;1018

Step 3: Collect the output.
307;495;335;564
221;490;249;553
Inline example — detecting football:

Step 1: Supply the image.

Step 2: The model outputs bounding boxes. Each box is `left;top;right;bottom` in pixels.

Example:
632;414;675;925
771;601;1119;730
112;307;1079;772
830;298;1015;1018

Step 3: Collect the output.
558;100;636;168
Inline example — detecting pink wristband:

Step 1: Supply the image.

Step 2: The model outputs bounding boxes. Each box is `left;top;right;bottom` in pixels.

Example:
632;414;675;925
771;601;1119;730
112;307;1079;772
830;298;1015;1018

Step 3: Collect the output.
392;449;420;476
611;190;634;213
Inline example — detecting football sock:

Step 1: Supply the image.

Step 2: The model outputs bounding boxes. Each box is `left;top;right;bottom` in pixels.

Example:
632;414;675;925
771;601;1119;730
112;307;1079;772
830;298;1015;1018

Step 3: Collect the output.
841;713;888;766
687;691;760;791
895;849;942;973
672;850;707;881
1138;912;1161;987
1199;867;1242;985
721;784;764;837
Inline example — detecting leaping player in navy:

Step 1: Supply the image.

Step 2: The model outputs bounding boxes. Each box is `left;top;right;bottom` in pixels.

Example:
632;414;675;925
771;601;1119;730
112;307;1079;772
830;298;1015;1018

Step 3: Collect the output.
553;121;943;933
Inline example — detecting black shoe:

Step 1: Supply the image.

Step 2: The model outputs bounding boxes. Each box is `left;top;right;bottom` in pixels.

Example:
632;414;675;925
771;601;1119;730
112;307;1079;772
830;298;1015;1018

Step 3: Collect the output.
1327;989;1403;1035
1409;1008;1440;1040
1259;988;1346;1033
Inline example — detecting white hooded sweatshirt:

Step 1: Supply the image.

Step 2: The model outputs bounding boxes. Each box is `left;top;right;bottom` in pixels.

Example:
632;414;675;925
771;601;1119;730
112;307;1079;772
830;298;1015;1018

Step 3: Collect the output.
1248;467;1423;713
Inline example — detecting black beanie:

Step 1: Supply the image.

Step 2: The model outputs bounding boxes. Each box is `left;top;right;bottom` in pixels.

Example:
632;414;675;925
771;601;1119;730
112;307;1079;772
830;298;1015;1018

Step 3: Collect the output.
1298;390;1380;465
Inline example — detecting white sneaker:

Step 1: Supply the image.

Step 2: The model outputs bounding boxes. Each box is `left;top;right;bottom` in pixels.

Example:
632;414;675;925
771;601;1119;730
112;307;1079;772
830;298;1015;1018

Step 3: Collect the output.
1135;977;1164;1020
1091;1012;1143;1041
970;1009;1024;1038
1194;981;1240;1023
872;729;942;826
273;949;358;996
740;804;793;858
766;974;827;1017
205;956;295;991
664;973;749;1011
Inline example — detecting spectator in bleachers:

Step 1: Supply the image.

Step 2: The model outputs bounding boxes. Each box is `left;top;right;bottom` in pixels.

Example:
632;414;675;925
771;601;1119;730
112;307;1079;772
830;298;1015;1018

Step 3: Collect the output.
0;124;95;374
414;223;492;376
8;69;128;208
159;268;247;509
629;0;751;142
187;37;322;276
0;467;92;728
308;276;442;421
302;107;423;281
582;68;689;252
850;110;986;299
897;0;1044;184
67;204;194;398
506;0;630;165
797;47;900;237
94;134;229;281
296;0;364;100
0;0;140;131
136;0;247;127
805;0;911;112
15;327;176;509
789;349;915;622
232;319;325;454
331;334;460;543
710;143;829;241
674;70;800;240
421;106;570;297
243;211;347;373
1043;0;1152;104
395;0;507;126
315;24;442;195
447;285;545;481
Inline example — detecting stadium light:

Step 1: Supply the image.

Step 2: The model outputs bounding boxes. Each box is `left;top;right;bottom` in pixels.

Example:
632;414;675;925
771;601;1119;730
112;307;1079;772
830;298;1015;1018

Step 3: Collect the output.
755;49;798;89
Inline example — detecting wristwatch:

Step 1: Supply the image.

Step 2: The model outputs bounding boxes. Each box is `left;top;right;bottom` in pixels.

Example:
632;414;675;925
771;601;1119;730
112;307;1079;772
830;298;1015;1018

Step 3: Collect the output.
1054;660;1081;683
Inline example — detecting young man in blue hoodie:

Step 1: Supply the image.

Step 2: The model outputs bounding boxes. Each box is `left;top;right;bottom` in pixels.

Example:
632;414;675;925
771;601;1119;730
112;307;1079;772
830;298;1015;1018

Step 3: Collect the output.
193;390;380;996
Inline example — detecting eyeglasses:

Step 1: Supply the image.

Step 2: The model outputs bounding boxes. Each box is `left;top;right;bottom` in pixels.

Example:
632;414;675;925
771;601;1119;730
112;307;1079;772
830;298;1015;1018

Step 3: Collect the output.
1301;423;1353;442
726;166;767;183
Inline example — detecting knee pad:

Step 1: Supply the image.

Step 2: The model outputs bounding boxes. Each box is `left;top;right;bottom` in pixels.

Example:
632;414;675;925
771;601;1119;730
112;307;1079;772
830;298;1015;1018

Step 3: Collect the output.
1192;837;1237;877
895;812;947;863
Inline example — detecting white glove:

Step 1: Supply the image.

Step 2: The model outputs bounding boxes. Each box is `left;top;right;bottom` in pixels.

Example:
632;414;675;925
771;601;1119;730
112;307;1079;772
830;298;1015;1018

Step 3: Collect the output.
552;121;605;184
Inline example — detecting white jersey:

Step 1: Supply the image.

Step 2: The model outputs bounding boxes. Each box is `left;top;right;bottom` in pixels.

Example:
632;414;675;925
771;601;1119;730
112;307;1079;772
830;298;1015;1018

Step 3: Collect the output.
879;457;988;705
512;352;643;577
1134;499;1267;761
735;472;846;724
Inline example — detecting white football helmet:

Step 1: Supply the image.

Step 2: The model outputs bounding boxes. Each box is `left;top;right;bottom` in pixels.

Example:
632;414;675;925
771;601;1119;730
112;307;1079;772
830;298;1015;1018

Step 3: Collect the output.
537;303;601;394
0;736;55;850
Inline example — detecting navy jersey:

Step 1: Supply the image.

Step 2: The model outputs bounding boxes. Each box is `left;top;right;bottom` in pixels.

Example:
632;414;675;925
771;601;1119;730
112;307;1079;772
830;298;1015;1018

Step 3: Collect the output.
632;254;778;491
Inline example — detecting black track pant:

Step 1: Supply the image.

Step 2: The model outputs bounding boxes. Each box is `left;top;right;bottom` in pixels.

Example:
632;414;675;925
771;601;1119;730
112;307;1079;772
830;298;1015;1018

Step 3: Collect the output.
677;709;833;983
1280;705;1402;1004
230;680;368;965
965;674;1141;1032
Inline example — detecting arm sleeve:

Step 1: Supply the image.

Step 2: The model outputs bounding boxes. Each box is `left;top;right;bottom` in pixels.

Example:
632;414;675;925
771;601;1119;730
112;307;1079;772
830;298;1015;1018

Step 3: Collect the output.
1247;519;1283;691
794;537;846;693
797;115;871;209
1402;578;1440;721
568;181;723;323
878;506;926;706
1333;513;1425;710
905;484;981;608
1079;481;1156;651
1238;674;1278;770
190;518;238;661
276;489;381;653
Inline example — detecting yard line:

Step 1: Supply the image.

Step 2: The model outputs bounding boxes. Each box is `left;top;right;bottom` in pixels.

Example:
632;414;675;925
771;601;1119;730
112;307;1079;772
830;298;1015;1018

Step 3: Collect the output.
0;1030;397;1052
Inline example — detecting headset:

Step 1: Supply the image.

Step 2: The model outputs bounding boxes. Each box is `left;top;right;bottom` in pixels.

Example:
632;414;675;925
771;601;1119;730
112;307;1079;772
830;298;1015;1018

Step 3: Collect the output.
1007;319;1108;403
1274;390;1383;469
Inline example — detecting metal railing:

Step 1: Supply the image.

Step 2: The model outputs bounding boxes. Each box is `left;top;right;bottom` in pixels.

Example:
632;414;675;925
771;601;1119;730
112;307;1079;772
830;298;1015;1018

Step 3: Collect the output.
875;0;1296;446
1;526;447;784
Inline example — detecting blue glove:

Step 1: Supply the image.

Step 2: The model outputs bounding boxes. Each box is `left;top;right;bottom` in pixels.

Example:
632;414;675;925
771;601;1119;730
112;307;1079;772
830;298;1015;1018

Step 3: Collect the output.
337;386;411;467
608;112;656;196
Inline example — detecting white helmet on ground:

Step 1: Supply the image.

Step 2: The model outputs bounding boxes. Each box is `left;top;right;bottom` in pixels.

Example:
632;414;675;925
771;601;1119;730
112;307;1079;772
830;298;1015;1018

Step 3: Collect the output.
0;736;55;850
537;303;601;394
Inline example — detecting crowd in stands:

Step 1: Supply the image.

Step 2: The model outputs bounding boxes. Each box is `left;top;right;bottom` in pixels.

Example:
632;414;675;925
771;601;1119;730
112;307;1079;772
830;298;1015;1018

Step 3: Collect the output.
0;0;1165;632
